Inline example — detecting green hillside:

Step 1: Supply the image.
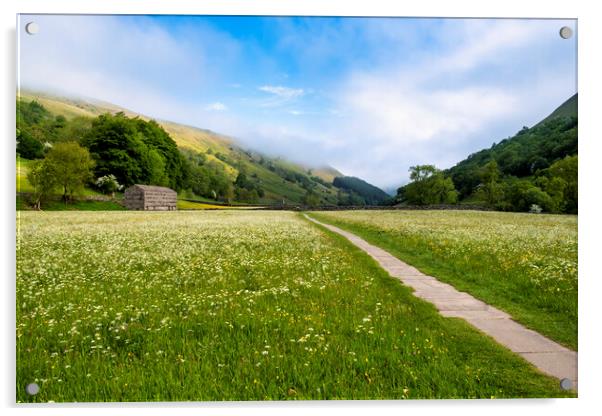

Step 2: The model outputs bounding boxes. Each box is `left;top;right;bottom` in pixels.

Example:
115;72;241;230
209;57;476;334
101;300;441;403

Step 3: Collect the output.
333;176;392;205
535;93;578;126
447;94;577;199
394;94;577;213
17;90;387;207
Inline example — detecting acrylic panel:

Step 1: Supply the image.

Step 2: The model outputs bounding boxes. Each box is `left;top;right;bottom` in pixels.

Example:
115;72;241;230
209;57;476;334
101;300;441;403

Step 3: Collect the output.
16;14;578;403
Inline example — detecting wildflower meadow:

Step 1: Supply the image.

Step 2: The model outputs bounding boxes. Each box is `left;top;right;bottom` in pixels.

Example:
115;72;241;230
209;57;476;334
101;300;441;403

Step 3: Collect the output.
16;210;572;402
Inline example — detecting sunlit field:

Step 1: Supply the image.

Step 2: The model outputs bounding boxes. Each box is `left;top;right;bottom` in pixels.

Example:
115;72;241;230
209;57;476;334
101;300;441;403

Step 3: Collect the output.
16;211;572;402
311;210;578;350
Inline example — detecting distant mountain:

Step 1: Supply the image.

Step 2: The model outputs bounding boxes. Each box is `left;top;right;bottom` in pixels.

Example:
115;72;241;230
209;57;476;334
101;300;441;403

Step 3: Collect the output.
333;176;391;205
447;94;578;198
16;90;369;206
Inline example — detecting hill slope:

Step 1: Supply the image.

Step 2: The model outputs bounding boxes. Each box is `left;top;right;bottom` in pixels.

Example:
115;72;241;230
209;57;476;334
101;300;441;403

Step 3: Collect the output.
535;93;577;127
17;90;387;206
447;94;577;198
333;176;391;205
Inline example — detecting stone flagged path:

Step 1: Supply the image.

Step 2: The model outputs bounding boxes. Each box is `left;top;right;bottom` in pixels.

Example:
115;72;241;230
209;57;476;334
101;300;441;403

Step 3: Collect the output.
305;215;578;389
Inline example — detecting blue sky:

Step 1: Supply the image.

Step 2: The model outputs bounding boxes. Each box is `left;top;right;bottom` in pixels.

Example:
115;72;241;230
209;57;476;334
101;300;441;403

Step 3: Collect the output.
19;15;576;189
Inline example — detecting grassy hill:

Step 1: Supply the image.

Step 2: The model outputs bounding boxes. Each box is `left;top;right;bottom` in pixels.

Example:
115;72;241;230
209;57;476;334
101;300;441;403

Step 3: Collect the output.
17;90;384;206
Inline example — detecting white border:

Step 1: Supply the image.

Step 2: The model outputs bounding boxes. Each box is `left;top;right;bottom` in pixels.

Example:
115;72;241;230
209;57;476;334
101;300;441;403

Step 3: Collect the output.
2;1;600;416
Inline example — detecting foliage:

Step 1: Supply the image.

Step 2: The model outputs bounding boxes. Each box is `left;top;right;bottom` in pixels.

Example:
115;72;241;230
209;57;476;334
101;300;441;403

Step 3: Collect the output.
540;155;578;213
397;165;458;205
95;174;123;195
17;99;90;148
17;211;570;401
333;176;390;205
313;210;578;349
183;149;234;201
302;189;321;207
44;142;95;202
82;113;188;190
234;171;264;202
475;160;503;206
442;95;577;213
448;115;577;199
17;129;44;159
25;160;57;209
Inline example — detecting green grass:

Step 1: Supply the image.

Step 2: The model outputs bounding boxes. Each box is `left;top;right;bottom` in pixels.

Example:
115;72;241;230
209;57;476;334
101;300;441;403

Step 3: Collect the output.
177;200;247;210
16;211;572;402
17;195;125;211
310;210;578;350
17;157;34;193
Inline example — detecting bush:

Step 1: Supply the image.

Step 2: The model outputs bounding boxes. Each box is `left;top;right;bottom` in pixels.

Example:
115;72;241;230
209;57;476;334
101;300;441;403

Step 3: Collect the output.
95;174;123;195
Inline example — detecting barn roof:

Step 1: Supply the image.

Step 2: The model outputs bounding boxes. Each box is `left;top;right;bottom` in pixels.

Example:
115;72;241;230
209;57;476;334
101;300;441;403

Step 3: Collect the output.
128;184;177;194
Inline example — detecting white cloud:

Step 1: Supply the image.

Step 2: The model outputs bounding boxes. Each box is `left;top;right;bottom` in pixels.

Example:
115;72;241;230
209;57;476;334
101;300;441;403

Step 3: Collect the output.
205;102;227;111
314;19;576;188
259;85;304;99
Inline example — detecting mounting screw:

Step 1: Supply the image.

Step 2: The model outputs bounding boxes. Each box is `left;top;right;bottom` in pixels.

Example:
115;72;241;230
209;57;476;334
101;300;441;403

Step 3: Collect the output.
25;382;40;395
25;22;39;35
559;26;573;39
560;378;573;390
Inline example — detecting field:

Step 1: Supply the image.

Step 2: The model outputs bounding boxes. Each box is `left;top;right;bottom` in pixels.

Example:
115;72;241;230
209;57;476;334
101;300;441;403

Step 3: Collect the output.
16;210;572;402
311;210;578;350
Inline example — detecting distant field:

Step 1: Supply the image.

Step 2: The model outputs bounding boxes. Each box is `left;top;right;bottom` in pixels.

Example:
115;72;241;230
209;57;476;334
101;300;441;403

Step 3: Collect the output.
176;200;258;210
311;210;578;350
16;211;570;402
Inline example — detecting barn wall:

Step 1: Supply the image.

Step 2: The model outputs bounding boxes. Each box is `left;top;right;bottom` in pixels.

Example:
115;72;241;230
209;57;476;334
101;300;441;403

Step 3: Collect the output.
144;191;177;211
123;186;177;211
123;188;145;210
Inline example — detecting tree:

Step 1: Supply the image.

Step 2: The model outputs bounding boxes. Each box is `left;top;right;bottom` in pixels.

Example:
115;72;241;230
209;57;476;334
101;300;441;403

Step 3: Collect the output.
235;187;259;203
26;160;57;209
44;142;95;203
17;129;44;159
144;148;169;186
302;189;321;207
83;113;188;190
477;160;503;206
56;116;93;143
400;165;458;205
546;155;578;213
83;113;147;186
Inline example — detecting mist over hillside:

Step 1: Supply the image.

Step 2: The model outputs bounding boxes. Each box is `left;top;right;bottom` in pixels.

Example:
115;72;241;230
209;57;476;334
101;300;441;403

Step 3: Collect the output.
17;90;389;206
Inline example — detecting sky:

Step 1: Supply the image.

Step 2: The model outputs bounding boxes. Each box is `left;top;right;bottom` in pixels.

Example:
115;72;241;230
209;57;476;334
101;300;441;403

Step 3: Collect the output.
18;15;577;190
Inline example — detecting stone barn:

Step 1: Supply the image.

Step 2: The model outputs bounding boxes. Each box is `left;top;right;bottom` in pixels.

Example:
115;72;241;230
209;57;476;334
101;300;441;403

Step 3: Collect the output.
123;185;177;211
